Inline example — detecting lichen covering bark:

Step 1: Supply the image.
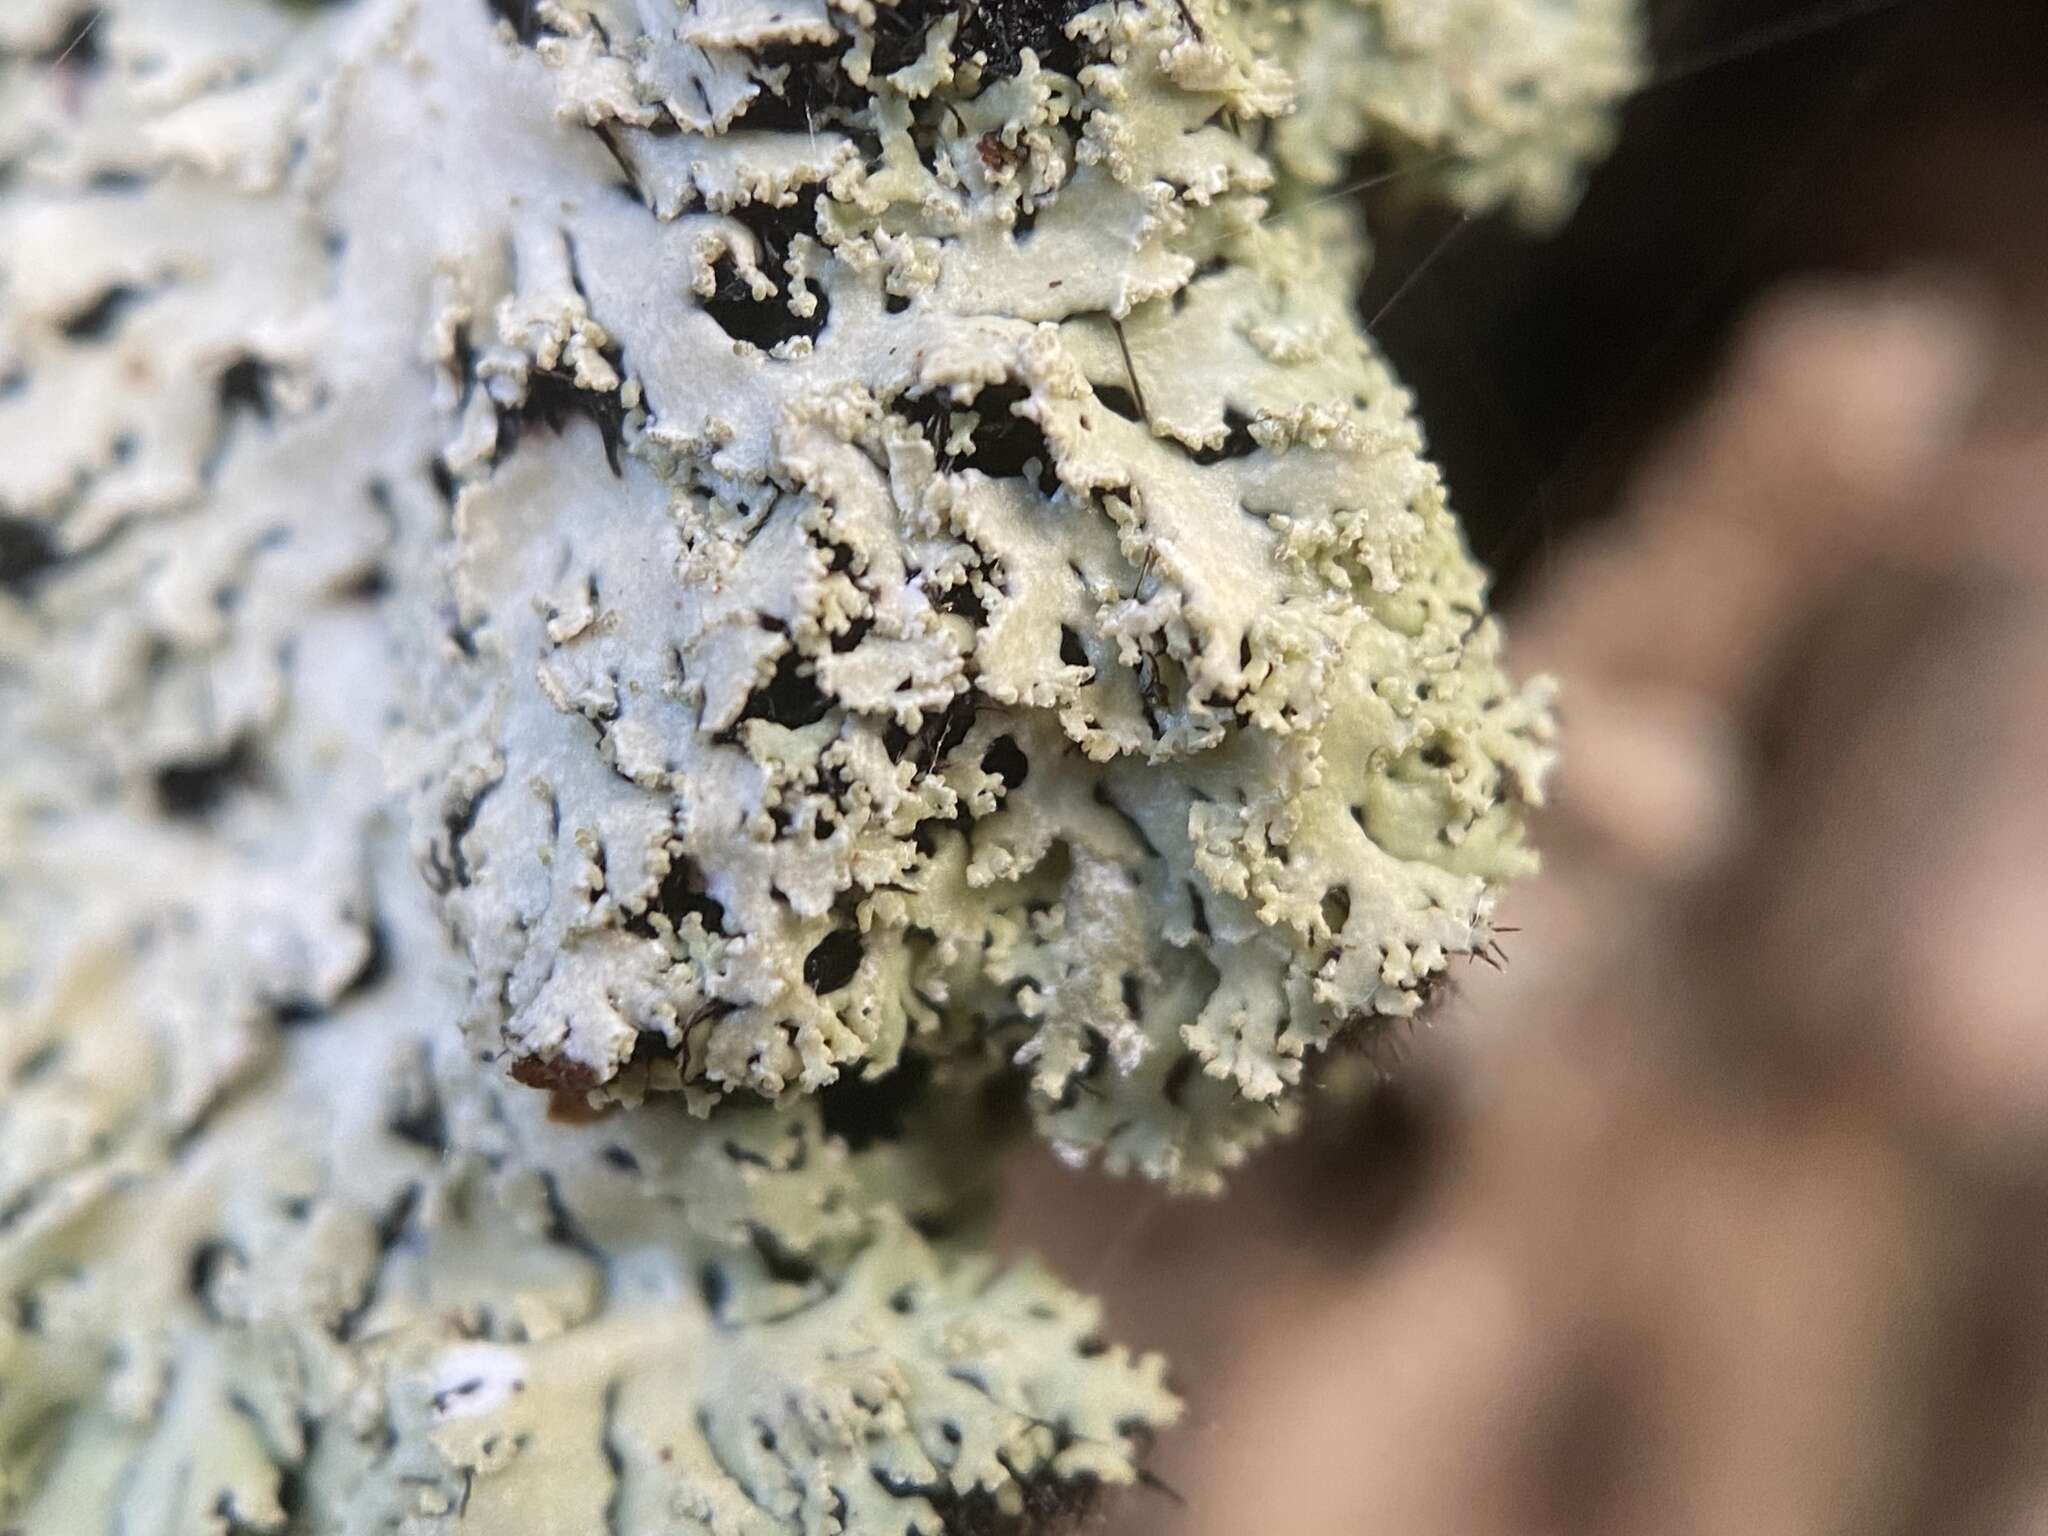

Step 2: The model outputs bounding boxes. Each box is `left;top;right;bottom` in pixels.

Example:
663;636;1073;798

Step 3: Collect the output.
0;0;1638;1531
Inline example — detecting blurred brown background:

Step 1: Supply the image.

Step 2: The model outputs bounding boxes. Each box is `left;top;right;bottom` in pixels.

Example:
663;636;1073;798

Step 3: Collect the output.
1003;1;2048;1530
1376;0;2048;601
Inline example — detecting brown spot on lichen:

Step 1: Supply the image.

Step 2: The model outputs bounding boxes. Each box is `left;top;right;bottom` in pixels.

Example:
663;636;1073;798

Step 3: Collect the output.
510;1054;602;1093
977;132;1018;173
546;1087;611;1123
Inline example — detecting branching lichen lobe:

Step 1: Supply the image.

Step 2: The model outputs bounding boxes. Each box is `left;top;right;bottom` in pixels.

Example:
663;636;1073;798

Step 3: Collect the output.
424;0;1613;1200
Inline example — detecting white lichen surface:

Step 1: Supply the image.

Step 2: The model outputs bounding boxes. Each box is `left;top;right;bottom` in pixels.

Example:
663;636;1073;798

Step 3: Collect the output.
414;0;1620;1183
0;0;1638;1530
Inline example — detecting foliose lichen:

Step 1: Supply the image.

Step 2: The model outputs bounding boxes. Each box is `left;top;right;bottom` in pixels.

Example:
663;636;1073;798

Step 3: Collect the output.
0;0;1639;1530
419;0;1617;1182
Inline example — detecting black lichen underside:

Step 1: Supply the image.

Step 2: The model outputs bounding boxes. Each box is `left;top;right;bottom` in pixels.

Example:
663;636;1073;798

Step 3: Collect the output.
737;648;834;730
871;0;1097;80
633;854;731;939
217;355;278;422
703;194;832;351
0;514;60;594
484;0;545;44
495;367;628;474
902;382;1061;496
803;927;865;995
958;0;1097;77
818;1051;935;1150
153;736;263;821
881;1465;1108;1536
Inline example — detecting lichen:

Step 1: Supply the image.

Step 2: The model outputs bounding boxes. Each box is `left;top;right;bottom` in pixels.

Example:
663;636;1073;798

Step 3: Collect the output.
0;0;1638;1529
417;0;1601;1185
